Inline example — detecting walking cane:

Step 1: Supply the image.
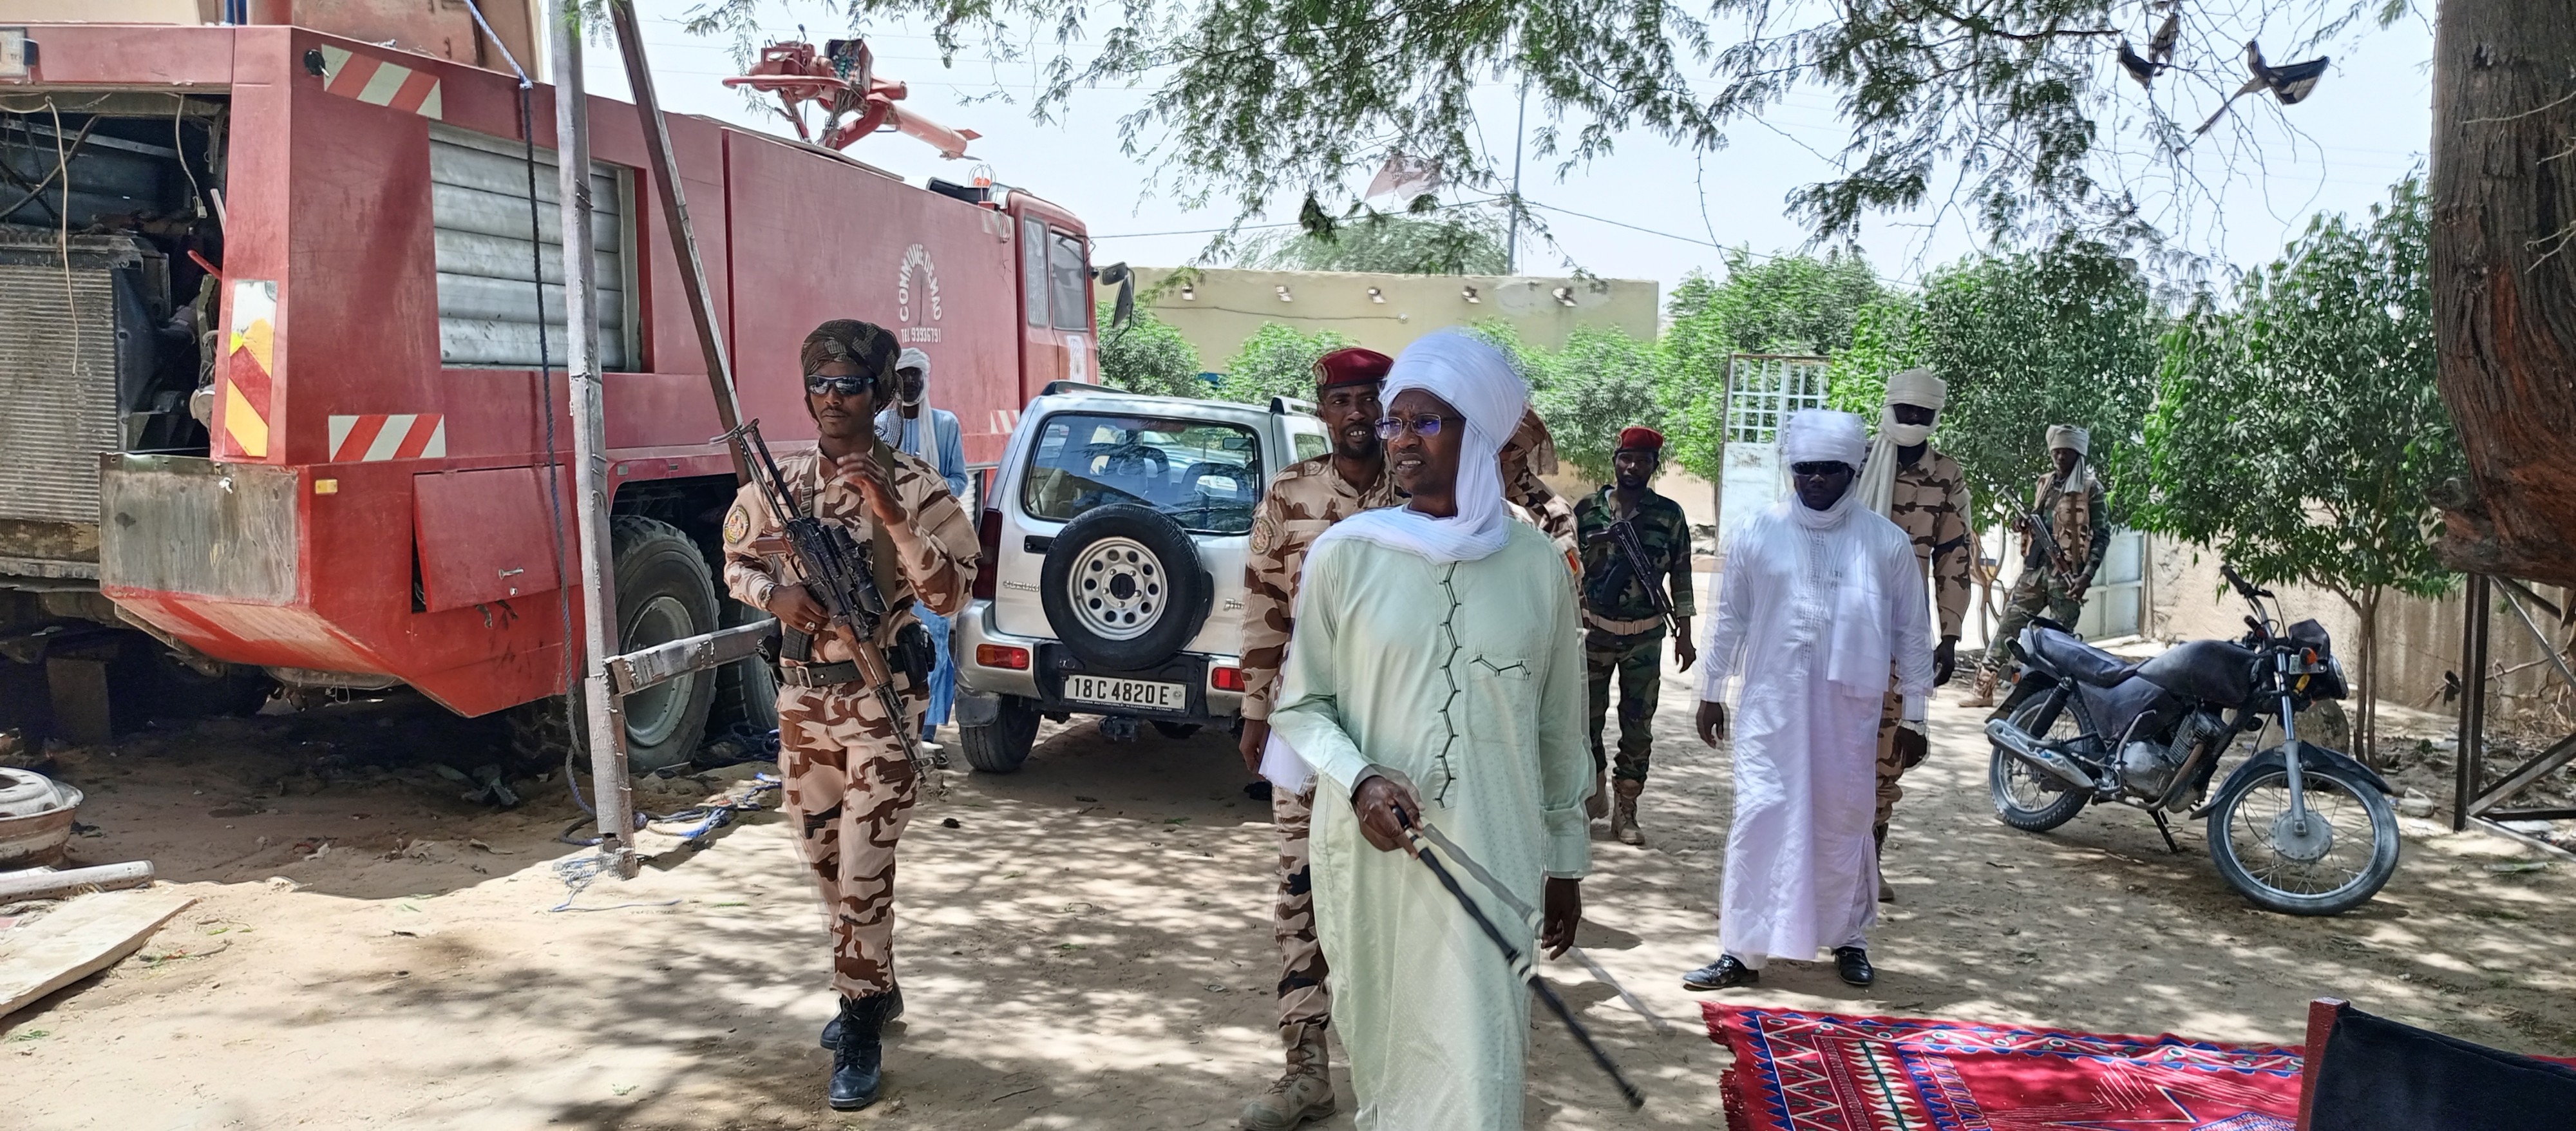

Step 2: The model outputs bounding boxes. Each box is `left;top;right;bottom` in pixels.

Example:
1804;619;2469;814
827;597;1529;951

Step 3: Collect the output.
1394;808;1648;1111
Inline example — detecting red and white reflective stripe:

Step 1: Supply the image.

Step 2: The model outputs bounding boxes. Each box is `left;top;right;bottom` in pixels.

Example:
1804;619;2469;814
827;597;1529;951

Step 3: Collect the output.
313;44;444;120
328;414;448;462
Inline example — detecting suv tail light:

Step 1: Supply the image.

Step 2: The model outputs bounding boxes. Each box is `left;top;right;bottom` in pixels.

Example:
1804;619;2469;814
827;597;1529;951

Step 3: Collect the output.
1210;666;1245;691
976;643;1030;670
973;506;1001;600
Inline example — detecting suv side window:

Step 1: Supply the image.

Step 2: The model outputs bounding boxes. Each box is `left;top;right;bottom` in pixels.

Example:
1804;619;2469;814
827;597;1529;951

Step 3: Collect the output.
1023;412;1265;535
1292;432;1328;464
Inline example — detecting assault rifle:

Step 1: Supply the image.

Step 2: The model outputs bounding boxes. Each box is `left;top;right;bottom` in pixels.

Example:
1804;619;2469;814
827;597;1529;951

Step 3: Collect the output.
1584;517;1673;626
2020;508;2085;590
717;419;928;775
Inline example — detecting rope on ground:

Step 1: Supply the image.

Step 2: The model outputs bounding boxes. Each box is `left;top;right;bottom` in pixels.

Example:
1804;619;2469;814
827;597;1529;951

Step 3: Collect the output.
546;773;782;911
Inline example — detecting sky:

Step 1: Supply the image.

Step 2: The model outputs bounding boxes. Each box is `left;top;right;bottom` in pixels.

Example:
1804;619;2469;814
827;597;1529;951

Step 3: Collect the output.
578;1;2437;303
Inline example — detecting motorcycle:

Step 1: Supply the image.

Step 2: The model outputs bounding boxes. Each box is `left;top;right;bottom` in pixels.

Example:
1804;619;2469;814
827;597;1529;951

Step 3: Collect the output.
1983;564;2400;915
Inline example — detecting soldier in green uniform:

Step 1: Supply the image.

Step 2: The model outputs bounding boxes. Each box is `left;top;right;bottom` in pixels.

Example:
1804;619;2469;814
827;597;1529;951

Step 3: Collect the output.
1573;426;1697;846
1964;423;2112;706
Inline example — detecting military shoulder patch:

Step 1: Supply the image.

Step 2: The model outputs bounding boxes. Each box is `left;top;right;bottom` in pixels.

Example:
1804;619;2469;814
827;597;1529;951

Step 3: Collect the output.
724;502;752;544
1250;510;1277;555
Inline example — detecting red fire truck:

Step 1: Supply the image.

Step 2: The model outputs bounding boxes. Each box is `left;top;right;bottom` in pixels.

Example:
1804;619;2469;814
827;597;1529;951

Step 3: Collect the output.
0;18;1104;769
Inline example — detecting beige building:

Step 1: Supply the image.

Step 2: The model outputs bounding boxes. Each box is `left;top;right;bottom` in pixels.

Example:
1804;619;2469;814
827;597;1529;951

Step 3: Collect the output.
1110;267;1660;372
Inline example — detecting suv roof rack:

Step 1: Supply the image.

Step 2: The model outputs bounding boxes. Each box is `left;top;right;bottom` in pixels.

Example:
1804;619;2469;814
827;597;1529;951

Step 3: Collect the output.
1270;395;1318;416
1039;379;1142;398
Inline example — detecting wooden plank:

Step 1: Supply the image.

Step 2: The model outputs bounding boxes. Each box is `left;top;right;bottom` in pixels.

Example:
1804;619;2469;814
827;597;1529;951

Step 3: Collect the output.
0;889;195;1017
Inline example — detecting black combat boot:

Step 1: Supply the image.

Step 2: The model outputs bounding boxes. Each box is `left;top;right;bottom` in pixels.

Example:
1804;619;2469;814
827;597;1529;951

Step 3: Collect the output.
820;984;902;1048
828;992;893;1110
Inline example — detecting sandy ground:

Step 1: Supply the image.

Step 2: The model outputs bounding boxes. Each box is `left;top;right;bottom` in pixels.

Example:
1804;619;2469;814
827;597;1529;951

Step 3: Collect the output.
3;656;2573;1130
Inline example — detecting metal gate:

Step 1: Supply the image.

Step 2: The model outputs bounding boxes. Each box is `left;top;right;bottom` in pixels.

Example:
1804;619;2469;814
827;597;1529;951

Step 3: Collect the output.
1715;354;1830;540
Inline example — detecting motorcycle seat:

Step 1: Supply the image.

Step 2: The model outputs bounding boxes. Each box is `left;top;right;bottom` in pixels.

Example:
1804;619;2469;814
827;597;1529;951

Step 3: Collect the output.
2030;627;2138;687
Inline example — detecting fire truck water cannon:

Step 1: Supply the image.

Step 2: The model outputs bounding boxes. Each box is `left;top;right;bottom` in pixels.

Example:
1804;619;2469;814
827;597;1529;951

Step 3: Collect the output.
723;39;980;159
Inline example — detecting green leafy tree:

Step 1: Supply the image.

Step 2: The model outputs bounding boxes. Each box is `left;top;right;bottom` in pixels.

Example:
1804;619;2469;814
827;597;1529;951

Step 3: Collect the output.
1823;296;1926;416
1213;323;1357;406
1912;238;2161;534
1235;210;1511;275
1533;327;1666;483
2137;178;2456;761
1654;250;1891;484
1096;302;1206;399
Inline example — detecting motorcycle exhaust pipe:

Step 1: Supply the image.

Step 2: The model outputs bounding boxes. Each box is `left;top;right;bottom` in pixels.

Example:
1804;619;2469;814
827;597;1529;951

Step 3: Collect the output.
1985;719;2100;792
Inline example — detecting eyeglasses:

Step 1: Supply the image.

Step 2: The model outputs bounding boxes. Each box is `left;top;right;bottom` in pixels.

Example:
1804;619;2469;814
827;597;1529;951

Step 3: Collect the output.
1374;414;1449;441
1789;461;1852;477
806;374;871;398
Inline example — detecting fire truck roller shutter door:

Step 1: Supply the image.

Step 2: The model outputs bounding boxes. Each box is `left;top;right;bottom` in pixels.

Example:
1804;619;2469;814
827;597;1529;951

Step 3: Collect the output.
426;125;634;370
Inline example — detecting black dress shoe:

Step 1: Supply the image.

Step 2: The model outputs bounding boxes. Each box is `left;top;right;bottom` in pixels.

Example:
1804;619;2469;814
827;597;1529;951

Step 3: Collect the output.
828;993;893;1111
1833;946;1875;987
1681;955;1759;991
822;984;902;1047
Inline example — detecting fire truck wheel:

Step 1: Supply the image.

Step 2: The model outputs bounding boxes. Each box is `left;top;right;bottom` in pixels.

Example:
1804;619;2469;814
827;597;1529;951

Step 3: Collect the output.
1037;504;1213;672
508;517;720;774
708;598;779;738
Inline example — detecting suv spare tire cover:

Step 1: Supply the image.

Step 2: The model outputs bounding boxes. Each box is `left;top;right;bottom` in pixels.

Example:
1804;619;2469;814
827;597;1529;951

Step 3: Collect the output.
1039;504;1213;672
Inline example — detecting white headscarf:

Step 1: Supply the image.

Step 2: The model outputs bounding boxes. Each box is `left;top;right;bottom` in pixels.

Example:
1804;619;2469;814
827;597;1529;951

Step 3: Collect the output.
1313;330;1528;564
1857;367;1947;518
1780;408;1869;530
2047;423;2092;493
878;347;935;455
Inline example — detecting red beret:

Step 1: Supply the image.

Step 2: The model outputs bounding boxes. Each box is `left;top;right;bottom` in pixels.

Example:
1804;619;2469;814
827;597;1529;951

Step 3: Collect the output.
1618;426;1665;451
1314;347;1394;388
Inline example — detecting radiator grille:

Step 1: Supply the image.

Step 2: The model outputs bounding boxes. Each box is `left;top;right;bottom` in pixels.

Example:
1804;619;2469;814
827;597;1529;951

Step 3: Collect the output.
0;261;120;525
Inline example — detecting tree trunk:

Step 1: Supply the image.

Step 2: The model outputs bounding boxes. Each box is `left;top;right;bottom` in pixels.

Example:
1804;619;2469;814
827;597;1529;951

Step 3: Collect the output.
2428;0;2576;586
2357;588;2382;767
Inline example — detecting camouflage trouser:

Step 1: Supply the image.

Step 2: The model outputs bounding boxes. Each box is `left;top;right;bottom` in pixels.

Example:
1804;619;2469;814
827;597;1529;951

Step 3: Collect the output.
1982;569;2087;680
1875;688;1907;833
777;677;926;999
1270;783;1331;1030
1586;632;1662;783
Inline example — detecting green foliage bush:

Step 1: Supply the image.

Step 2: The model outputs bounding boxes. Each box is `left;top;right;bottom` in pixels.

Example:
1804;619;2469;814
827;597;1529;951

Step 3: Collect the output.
1096;301;1208;399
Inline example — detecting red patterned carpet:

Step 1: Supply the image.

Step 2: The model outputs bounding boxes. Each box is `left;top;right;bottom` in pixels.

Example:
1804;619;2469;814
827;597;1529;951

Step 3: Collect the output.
1708;1004;2307;1131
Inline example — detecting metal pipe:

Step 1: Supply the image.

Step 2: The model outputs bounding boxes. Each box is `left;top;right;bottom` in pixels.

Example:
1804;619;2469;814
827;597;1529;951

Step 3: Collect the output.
551;0;639;878
2454;573;2489;832
606;0;748;486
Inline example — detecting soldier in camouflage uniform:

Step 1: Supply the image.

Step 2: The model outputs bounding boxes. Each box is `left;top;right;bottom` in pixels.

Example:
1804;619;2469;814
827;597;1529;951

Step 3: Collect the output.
1853;369;1973;902
1504;408;1582;567
1236;347;1399;1131
1572;426;1697;847
723;319;978;1114
1963;423;2110;707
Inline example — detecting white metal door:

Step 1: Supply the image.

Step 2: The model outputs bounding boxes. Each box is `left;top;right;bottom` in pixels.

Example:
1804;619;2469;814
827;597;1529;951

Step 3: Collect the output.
1716;354;1829;540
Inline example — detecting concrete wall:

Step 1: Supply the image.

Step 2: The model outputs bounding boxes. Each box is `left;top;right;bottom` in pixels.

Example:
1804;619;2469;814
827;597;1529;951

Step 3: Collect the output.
1110;267;1660;371
2145;534;2564;728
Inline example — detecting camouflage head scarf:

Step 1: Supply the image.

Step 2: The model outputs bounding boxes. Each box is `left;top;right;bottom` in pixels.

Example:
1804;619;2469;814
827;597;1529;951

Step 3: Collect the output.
799;319;899;395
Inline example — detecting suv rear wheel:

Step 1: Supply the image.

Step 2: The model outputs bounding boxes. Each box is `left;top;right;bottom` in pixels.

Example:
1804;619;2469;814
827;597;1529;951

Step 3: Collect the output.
960;693;1041;774
1039;504;1213;671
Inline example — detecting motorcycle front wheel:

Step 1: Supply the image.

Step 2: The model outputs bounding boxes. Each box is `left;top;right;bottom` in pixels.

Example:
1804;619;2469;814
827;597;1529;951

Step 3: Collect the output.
1989;696;2089;832
2206;763;2400;915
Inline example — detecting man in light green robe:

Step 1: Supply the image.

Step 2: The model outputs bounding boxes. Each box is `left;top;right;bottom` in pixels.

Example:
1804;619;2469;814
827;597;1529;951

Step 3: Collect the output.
1269;330;1594;1130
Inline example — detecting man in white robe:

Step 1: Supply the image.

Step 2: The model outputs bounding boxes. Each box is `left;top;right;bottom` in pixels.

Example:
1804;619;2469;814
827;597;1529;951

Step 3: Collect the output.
1683;409;1933;991
1269;330;1593;1131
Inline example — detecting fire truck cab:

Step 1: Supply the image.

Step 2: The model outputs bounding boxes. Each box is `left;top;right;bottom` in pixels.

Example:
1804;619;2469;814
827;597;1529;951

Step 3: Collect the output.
0;19;1103;770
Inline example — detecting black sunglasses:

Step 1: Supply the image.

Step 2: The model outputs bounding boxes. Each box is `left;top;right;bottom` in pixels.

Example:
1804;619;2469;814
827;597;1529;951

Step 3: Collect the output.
1790;461;1853;477
806;374;872;398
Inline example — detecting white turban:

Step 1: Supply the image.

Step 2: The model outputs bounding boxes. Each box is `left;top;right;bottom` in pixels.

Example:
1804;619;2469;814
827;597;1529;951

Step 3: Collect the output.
2047;423;2089;454
1782;408;1868;468
1858;368;1947;518
1312;330;1528;564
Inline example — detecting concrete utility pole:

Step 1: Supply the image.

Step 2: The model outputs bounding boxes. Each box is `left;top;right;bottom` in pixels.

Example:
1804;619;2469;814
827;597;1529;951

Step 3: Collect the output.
549;0;639;877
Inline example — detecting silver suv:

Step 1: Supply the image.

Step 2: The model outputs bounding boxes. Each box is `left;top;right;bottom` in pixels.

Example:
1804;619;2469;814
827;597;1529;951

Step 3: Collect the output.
952;382;1329;772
